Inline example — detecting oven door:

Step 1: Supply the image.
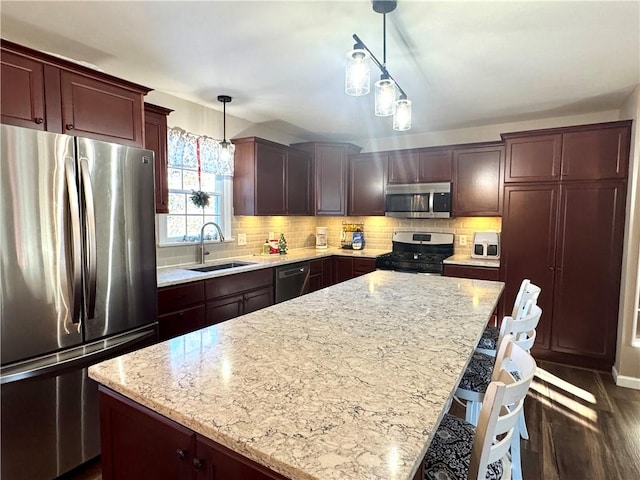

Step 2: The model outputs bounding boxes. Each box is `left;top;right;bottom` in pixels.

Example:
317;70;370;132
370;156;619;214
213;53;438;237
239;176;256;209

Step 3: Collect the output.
385;193;431;218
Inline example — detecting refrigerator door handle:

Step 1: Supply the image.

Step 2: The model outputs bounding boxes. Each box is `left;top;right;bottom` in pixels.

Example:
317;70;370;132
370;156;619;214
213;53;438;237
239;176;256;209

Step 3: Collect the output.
80;157;97;320
0;326;157;385
65;156;83;324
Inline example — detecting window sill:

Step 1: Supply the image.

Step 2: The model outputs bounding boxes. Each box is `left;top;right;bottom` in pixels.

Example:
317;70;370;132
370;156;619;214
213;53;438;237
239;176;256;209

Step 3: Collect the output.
158;238;236;248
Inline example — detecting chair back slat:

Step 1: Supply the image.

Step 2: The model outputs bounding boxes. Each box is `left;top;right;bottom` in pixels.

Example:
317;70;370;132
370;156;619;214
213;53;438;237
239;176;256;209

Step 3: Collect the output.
469;341;536;480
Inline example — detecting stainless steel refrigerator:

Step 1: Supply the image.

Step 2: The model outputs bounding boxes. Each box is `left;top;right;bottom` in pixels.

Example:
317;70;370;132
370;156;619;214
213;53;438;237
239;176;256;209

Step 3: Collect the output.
1;124;158;479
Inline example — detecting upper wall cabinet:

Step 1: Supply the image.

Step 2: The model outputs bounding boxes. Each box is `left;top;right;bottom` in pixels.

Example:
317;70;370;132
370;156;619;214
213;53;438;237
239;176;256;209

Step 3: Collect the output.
349;152;388;216
1;40;150;146
232;137;312;216
292;142;362;216
144;103;173;214
452;144;504;216
503;121;631;183
388;148;452;184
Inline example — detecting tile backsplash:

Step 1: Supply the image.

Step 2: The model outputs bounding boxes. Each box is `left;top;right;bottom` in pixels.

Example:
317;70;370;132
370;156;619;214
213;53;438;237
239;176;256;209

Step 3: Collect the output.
156;215;501;267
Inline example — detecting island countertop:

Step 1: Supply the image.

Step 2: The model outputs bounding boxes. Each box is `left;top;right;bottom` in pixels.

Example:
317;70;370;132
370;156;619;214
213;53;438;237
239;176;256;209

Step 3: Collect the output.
89;271;504;480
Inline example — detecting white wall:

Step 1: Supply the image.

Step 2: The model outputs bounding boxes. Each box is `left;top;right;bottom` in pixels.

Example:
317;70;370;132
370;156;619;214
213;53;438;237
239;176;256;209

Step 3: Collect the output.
615;84;640;388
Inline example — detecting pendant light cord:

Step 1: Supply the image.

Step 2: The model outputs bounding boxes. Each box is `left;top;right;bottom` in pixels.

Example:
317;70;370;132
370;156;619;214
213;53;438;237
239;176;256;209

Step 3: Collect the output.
382;13;386;68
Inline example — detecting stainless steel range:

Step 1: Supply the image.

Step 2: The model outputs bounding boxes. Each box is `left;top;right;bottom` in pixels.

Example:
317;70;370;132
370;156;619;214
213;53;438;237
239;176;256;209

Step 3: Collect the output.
375;231;454;274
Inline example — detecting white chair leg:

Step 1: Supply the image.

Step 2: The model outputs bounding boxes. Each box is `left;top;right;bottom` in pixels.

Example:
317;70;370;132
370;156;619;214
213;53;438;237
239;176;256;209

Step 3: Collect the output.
518;408;529;440
510;422;523;480
465;400;482;426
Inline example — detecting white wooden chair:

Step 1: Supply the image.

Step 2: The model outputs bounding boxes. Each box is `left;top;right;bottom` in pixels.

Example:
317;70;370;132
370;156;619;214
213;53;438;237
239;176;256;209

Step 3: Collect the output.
454;300;542;480
477;279;541;356
424;337;537;480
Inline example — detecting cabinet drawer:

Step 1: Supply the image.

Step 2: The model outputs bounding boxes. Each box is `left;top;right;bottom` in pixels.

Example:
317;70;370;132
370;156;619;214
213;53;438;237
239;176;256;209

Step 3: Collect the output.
158;282;205;314
158;305;205;341
205;268;272;299
310;259;323;275
353;257;376;275
443;265;500;281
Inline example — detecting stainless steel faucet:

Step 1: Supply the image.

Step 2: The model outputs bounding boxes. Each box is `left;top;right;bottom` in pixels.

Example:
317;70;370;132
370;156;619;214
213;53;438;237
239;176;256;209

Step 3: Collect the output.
199;222;225;264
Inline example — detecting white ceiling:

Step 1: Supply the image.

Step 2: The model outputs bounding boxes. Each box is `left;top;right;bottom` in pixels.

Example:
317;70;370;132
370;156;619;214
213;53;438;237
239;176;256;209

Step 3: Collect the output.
1;1;639;143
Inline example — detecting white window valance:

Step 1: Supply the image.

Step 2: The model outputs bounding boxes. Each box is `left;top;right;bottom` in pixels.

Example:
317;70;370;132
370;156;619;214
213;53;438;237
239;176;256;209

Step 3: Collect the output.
167;127;234;177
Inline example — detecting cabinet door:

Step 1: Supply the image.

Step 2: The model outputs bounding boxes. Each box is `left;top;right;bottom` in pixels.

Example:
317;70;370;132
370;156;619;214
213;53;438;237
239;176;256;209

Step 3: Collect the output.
322;257;334;287
1;50;46;130
552;182;626;363
348;153;387;216
453;146;504;216
100;389;195;480
158;282;205;315
255;142;287;215
195;435;288;480
501;184;559;350
286;148;312;215
60;71;144;146
158;305;206;341
353;258;376;276
504;134;562;183
388;151;419;183
144;104;172;214
244;286;274;314
205;294;244;326
443;265;499;281
418;150;452;182
334;257;353;283
309;274;323;292
561;127;630;180
314;144;349;215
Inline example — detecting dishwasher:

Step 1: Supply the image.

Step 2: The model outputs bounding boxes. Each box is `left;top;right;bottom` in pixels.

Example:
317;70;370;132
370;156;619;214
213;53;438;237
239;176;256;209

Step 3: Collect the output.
275;261;311;303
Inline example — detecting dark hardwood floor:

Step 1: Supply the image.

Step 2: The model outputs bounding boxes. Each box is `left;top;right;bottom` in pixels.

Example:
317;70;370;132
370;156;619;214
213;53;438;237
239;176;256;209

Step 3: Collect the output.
65;361;640;480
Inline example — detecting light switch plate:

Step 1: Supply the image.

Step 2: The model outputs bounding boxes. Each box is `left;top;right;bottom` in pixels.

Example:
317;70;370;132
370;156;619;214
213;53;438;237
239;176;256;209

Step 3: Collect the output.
459;235;467;246
238;233;247;246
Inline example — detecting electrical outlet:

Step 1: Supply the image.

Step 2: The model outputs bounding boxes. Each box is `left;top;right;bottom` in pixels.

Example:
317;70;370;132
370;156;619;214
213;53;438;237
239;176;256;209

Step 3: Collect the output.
459;235;467;246
237;233;247;246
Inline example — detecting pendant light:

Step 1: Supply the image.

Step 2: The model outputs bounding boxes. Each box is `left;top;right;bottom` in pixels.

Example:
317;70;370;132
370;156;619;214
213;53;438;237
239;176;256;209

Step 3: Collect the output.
345;0;412;131
217;95;235;163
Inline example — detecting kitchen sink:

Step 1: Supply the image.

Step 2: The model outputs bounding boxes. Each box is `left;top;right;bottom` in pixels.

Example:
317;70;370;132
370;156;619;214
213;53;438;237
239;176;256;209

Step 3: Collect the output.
187;261;255;273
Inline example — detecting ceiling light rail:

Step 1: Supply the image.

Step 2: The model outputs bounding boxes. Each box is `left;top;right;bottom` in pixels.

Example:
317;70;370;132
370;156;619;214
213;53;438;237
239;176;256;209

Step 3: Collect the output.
345;0;412;131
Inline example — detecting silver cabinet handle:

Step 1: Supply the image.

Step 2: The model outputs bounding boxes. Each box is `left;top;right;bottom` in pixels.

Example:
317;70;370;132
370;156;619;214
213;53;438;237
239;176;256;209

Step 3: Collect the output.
65;157;82;324
80;158;97;320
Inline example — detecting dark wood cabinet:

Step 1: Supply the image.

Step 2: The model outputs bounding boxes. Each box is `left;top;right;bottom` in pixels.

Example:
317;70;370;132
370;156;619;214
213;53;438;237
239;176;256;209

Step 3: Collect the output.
99;387;287;480
292;142;362;215
1;49;46;129
348;153;387;216
233;137;312;216
205;269;273;326
1;40;150;146
333;256;376;284
353;257;377;277
310;257;338;292
500;121;630;369
503;122;630;183
452;144;504;216
157;282;206;341
388;148;452;184
144;103;173;214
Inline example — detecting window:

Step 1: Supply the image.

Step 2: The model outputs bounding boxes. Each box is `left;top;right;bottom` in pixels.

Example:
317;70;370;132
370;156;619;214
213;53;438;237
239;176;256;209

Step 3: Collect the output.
158;128;234;244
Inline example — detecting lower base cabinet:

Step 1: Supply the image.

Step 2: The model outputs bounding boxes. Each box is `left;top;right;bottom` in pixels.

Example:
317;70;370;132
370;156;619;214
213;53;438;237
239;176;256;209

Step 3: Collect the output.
309;257;336;292
99;387;287;480
333;257;377;284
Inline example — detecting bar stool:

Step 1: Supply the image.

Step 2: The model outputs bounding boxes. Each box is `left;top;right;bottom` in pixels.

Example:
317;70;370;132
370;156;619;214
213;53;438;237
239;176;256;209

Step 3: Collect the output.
477;279;541;356
425;336;537;480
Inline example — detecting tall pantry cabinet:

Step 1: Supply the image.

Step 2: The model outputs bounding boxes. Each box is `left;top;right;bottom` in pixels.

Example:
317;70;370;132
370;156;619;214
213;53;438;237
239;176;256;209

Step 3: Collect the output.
501;121;630;369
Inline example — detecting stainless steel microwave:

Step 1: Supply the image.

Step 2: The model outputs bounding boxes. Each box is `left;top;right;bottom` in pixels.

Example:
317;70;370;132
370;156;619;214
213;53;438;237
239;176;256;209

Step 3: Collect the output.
385;182;452;218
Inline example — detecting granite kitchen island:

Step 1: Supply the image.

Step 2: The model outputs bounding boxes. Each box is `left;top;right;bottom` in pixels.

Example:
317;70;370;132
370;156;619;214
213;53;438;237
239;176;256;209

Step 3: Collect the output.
89;271;503;480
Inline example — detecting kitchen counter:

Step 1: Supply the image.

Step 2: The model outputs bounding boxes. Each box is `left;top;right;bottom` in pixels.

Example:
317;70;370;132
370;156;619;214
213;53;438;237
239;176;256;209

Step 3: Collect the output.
157;247;390;287
90;271;503;480
443;254;500;268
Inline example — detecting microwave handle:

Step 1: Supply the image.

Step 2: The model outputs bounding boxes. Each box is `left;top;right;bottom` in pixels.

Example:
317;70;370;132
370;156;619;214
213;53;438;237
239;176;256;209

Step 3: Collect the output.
428;190;434;213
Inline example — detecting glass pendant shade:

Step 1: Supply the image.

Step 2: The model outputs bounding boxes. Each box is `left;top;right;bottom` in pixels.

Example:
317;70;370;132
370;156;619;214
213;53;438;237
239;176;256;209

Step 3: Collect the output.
219;141;235;164
345;48;371;96
393;98;412;131
374;77;397;116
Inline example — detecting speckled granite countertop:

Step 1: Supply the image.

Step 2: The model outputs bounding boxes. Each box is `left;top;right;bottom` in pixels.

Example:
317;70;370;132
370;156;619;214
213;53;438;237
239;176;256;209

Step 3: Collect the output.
157;247;391;288
442;254;500;268
90;271;503;480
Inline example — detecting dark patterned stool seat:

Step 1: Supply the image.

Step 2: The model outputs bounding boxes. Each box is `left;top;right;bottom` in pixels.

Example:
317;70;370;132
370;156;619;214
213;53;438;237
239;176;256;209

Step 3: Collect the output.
477;326;499;351
424;413;504;480
457;352;495;393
